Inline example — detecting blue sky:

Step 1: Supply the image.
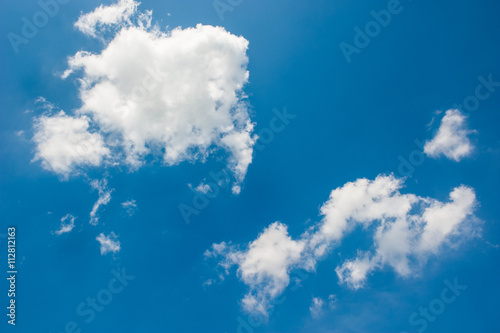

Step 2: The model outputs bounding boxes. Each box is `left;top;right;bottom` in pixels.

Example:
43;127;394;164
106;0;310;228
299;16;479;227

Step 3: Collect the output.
1;0;499;332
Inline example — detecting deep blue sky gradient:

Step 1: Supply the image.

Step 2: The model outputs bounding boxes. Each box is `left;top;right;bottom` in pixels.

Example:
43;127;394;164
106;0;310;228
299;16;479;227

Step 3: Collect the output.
1;0;499;332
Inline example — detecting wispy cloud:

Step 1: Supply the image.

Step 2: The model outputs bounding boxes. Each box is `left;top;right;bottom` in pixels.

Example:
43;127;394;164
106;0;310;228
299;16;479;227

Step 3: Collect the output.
89;179;113;225
53;214;76;235
310;297;325;318
121;199;137;217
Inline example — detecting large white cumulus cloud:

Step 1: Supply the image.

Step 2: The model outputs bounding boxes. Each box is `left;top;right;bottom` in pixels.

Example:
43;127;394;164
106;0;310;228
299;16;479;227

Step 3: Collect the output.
206;175;479;316
34;0;255;187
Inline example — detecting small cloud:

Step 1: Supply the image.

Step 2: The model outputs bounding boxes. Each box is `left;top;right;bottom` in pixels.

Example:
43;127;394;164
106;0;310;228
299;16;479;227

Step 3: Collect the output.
35;96;56;112
310;297;325;318
231;185;241;195
327;294;337;309
96;232;121;255
486;241;499;248
54;214;76;235
194;183;211;194
203;279;215;287
424;109;475;161
74;0;140;38
121;199;138;216
89;179;113;225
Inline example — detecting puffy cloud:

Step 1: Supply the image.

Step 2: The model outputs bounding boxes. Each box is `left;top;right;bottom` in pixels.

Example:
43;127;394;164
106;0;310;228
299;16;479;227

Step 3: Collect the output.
33;111;109;178
96;232;121;255
206;222;305;315
424;109;475;161
335;252;378;290
34;1;255;189
238;223;305;314
207;175;478;315
417;185;477;253
89;179;113;225
194;183;211;194
54;214;76;235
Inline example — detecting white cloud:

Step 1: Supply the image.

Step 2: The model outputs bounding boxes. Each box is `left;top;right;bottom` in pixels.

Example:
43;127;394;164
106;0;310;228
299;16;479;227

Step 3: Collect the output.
327;294;337;309
206;222;305;316
194;183;211;194
89;179;113;225
34;1;255;190
238;222;305;315
75;0;140;38
335;252;378;290
54;214;76;235
207;175;478;315
121;199;137;216
96;232;121;255
417;185;477;253
424;109;475;161
310;297;325;318
203;279;215;287
33;111;109;178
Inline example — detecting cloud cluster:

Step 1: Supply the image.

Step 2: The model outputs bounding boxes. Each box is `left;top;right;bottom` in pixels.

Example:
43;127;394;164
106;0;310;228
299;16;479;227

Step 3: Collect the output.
206;175;478;315
424;109;475;161
34;0;255;190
